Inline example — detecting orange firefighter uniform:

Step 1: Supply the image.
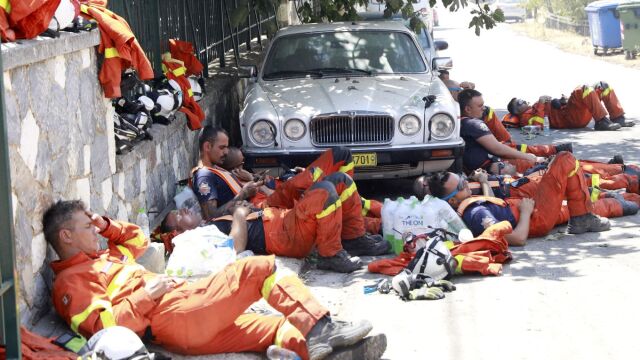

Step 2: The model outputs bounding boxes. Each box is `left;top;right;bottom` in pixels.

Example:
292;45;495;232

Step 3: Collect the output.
50;219;327;358
168;38;203;76
162;52;205;130
0;0;61;42
79;1;154;98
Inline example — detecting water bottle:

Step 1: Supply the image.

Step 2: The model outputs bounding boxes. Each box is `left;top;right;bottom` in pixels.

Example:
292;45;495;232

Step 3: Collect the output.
136;208;150;239
543;115;550;136
266;345;301;360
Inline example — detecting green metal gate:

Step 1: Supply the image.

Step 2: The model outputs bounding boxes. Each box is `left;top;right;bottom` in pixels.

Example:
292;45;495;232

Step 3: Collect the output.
0;46;21;357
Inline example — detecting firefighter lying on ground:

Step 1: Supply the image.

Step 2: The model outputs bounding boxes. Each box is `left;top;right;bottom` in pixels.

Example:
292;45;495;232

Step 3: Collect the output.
503;81;634;131
425;152;618;246
42;200;386;360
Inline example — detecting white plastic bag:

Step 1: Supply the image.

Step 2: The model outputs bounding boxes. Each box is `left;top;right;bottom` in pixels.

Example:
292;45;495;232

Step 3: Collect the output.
174;185;202;214
165;225;236;278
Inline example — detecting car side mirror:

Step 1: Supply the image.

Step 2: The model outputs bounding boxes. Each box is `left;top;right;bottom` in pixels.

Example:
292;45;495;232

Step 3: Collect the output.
238;65;257;78
432;57;452;71
434;40;448;51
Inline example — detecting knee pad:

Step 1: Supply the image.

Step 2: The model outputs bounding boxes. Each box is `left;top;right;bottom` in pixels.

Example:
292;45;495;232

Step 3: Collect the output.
330;146;352;163
308;180;339;208
323;172;353;186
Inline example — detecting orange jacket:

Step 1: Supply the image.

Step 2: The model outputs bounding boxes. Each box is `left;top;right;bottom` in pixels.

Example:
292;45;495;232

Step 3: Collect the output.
1;0;61;42
0;327;77;360
483;106;512;144
162;53;205;130
50;219;156;339
169;39;203;76
79;1;154;98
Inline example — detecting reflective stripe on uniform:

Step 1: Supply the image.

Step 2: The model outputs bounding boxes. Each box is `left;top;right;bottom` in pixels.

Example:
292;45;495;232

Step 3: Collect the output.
591;174;601;202
316;199;342;219
582;86;593;98
485;108;495;122
65;335;87;353
568;159;580;177
312;167;323;182
528;116;544;126
361;199;371;216
188;88;193;97
602;87;611;98
80;4;89;13
104;48;120;58
106;264;144;299
260;270;294;299
70;299;116;333
124;232;146;248
0;0;11;12
339;161;354;173
173;66;187;77
454;255;464;274
116;245;135;264
274;320;297;348
519;144;528;153
339;182;357;203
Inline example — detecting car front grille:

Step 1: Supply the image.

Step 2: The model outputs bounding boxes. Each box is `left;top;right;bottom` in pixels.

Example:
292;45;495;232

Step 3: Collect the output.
310;113;394;146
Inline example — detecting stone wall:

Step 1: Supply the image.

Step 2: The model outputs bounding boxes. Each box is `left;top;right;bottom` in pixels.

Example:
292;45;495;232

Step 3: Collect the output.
2;30;242;326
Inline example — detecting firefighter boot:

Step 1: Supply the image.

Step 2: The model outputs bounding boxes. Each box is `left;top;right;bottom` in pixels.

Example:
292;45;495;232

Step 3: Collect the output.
555;143;573;153
612;115;635;127
608;154;624;165
316;249;363;273
567;213;611;234
594;117;622;131
323;333;388;360
342;234;391;256
306;316;373;360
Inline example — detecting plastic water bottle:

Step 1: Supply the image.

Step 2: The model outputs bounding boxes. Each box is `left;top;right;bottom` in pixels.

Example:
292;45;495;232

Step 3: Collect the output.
136;208;150;239
543;115;550;136
266;345;301;360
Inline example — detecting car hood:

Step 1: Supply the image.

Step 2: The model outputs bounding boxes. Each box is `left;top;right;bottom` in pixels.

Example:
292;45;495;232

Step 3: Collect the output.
259;75;438;117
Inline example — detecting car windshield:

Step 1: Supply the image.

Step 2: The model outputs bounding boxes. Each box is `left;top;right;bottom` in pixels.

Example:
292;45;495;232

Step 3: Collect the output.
262;30;427;80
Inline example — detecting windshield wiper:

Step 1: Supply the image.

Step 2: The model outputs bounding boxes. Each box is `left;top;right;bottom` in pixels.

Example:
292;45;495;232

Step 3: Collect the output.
310;67;373;76
263;70;323;79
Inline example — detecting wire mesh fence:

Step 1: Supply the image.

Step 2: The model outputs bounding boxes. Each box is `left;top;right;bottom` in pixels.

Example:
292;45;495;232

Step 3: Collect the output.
545;13;590;36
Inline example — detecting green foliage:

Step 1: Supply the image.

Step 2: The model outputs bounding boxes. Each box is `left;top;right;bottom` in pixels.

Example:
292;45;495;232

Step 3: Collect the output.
527;0;592;22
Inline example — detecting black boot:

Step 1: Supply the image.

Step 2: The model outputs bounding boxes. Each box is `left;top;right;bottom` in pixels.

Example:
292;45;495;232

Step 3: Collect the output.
323;334;388;360
594;117;621;131
316;250;363;273
567;213;611;234
612;115;635;127
555;143;573;153
342;234;391;256
608;154;624;165
306;317;373;360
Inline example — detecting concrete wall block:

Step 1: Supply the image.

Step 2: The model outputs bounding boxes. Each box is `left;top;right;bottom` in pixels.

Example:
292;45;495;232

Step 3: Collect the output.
101;177;113;211
19;260;35;308
31;233;47;275
65;52;81;112
83;144;91;176
140;158;148;193
27;60;54;122
53;55;66;89
4;77;21;146
9;153;40;216
30;192;53;236
33;136;52;186
18;110;40;175
10;67;29;121
75;177;91;208
50;155;71;195
78;77;96;141
90;134;111;182
155;143;162;167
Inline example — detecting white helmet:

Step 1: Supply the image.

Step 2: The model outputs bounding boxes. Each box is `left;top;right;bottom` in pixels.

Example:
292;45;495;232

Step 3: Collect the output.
48;0;79;31
82;326;150;359
405;234;456;281
188;76;203;102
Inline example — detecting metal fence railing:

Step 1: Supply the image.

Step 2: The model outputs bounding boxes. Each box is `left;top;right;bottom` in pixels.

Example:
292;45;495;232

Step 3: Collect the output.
108;0;278;77
545;13;590;36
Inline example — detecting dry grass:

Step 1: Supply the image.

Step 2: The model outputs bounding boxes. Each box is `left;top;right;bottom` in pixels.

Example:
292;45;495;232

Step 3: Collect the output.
511;20;640;70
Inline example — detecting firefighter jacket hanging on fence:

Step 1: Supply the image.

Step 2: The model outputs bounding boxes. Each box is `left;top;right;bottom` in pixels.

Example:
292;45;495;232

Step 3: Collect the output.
169;38;203;76
0;0;61;42
79;0;153;98
162;52;205;130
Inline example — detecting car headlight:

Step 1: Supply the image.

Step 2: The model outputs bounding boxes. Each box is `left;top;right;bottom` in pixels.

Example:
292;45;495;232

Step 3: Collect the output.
399;115;421;136
283;119;306;141
429;113;454;140
250;120;276;146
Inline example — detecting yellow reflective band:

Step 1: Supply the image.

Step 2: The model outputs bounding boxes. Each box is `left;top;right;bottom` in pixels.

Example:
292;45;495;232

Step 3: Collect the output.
361;199;371;216
274;321;296;348
70;299;114;333
116;245;135;264
339;182;357;203
454;255;465;274
312;168;323;182
582;86;593;98
173;66;187;77
104;48;120;59
485;108;494;122
80;4;89;14
444;240;455;250
0;0;11;13
123;232;145;248
568;159;580;177
106;264;144;299
99;310;116;328
602;88;611;98
188;89;193;97
591;174;601;203
520;144;528;153
339;161;355;174
161;63;168;74
260;270;293;299
316;199;342;219
65;336;87;353
529;116;544;125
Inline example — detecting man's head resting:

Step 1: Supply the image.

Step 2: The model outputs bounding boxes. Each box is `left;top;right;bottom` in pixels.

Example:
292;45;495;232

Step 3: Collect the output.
43;200;99;258
458;88;483;119
160;208;202;233
507;97;529;115
427;172;471;208
221;147;244;171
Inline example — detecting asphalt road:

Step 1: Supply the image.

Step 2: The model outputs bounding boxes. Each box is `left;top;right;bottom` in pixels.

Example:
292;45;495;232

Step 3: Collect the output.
305;8;640;360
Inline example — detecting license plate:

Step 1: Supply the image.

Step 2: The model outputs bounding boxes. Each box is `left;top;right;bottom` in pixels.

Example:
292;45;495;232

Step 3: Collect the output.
353;153;377;167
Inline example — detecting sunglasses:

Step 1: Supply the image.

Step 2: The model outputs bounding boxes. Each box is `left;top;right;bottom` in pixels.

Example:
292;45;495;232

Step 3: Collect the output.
515;98;528;107
496;162;505;175
440;175;467;201
448;86;463;92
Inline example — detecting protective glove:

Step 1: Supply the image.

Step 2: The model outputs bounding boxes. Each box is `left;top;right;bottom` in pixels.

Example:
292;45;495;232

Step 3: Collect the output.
408;285;445;300
431;279;456;292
